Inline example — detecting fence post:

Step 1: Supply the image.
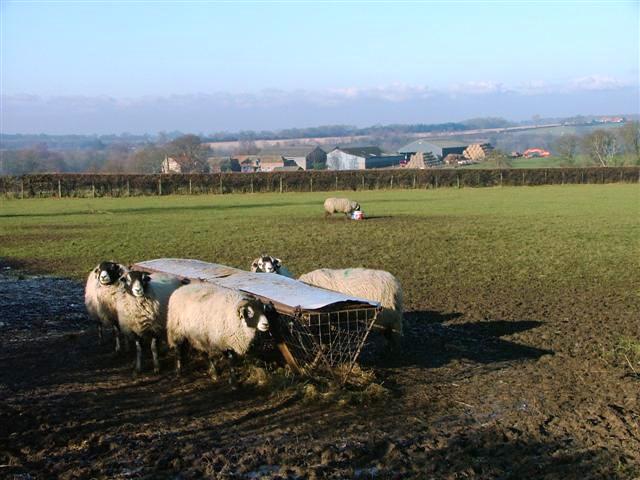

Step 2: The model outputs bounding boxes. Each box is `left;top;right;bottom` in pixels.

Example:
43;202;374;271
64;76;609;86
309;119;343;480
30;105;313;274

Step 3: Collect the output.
279;176;283;193
20;179;24;199
456;174;460;189
522;171;526;185
92;182;95;198
251;176;254;194
361;175;365;190
335;174;338;191
500;170;503;187
58;178;62;198
220;175;223;194
561;171;565;185
310;176;313;192
581;171;585;184
412;174;416;189
158;177;162;196
435;175;438;189
390;175;393;189
126;179;130;196
189;178;192;195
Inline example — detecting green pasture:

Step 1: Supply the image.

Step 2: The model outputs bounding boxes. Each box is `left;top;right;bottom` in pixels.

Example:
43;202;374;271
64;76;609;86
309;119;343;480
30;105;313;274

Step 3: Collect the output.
1;185;638;318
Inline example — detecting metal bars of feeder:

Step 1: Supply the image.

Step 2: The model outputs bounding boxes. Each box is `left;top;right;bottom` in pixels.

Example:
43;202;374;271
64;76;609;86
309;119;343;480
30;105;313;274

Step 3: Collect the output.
275;306;379;381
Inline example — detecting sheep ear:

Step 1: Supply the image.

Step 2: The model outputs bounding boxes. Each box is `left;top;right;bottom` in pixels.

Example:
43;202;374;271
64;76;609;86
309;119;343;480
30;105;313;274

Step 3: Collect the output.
251;260;259;269
93;267;99;273
274;258;282;267
143;273;151;283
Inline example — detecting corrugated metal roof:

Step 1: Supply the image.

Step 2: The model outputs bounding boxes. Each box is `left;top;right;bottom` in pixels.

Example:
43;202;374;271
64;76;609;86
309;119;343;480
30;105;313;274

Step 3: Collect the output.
398;139;469;153
134;258;379;311
259;146;325;157
333;146;384;158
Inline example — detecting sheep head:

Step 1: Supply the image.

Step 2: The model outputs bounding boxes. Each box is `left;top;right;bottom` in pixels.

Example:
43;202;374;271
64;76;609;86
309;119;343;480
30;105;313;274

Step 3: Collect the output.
252;255;282;274
95;261;126;286
122;271;152;298
238;299;269;332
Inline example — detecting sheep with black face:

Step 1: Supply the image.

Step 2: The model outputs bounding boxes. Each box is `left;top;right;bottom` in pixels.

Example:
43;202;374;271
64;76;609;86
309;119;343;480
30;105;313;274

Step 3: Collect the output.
250;254;294;278
166;283;270;382
84;261;128;351
116;270;185;373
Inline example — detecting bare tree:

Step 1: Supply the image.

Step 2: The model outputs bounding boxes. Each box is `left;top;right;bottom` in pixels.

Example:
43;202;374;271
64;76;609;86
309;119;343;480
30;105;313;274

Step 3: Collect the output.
555;134;579;164
581;129;618;166
618;121;640;161
166;135;209;173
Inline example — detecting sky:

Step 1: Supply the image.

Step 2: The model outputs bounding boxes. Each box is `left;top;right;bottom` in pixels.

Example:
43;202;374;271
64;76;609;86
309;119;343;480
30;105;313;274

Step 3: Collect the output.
1;1;638;134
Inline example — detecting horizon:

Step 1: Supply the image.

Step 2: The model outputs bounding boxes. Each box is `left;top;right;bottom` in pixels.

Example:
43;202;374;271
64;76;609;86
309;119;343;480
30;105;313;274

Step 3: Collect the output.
1;1;638;135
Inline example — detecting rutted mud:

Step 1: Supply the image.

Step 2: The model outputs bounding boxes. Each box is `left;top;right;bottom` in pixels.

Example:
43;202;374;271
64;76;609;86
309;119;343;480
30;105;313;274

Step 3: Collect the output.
0;270;638;479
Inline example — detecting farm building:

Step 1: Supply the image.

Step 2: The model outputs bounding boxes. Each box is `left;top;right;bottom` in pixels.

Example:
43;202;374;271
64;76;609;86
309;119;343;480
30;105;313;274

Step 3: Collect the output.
398;139;469;161
160;154;209;174
326;147;404;170
273;165;304;172
259;155;299;172
258;146;327;170
238;156;260;173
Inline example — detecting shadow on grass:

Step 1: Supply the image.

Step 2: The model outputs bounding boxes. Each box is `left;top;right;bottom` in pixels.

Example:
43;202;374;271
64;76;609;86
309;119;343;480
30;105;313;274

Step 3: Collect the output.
0;200;323;218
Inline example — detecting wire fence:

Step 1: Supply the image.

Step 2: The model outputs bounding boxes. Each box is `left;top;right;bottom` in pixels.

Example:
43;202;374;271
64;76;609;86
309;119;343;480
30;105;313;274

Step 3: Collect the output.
0;167;638;198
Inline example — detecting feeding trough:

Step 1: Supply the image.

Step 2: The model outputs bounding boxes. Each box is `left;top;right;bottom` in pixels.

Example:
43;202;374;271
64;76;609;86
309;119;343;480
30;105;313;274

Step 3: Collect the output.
134;259;380;379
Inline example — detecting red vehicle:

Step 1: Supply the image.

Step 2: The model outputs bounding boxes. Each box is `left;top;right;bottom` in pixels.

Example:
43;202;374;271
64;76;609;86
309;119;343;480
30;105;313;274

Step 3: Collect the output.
523;148;551;158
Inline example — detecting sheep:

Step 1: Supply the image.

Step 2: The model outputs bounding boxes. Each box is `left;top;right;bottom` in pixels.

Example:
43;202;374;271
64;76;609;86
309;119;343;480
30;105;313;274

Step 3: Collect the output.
324;197;360;218
116;270;186;373
84;261;128;352
166;283;270;382
250;254;294;278
298;268;403;345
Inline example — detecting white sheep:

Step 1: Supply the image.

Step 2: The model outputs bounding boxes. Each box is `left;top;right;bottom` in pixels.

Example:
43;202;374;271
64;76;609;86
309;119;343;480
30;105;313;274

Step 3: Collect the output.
117;270;186;373
250;254;294;278
324;197;360;218
84;261;128;352
166;283;270;381
298;268;403;344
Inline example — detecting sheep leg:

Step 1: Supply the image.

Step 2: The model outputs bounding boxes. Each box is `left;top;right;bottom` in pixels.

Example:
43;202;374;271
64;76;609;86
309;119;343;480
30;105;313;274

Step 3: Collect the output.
112;325;121;353
134;337;142;373
176;341;188;375
151;337;160;374
207;356;219;382
97;323;104;344
226;350;239;388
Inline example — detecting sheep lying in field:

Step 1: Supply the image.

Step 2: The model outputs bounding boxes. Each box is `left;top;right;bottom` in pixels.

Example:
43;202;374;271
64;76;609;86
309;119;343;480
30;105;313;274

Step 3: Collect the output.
298;268;403;344
117;270;186;373
167;283;270;381
84;261;128;352
250;254;294;278
324;197;360;218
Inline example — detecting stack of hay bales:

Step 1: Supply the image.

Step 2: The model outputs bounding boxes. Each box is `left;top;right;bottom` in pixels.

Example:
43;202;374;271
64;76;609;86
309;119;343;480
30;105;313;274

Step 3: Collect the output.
463;143;494;161
403;151;439;169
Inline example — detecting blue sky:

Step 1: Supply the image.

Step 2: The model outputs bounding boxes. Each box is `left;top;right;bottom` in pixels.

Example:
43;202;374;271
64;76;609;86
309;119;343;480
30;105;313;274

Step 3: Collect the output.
1;1;638;133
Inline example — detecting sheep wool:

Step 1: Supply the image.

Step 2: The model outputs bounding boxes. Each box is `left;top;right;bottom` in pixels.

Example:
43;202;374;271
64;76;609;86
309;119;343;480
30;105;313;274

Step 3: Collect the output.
84;262;127;349
298;268;403;337
324;197;360;216
116;273;184;339
167;283;268;357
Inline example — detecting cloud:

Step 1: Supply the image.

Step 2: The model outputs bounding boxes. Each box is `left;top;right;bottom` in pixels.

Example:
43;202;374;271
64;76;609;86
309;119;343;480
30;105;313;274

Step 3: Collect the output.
1;76;637;134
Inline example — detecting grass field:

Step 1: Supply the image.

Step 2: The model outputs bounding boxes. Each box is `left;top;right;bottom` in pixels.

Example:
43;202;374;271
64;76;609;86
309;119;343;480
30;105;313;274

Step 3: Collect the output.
2;185;640;478
1;186;638;305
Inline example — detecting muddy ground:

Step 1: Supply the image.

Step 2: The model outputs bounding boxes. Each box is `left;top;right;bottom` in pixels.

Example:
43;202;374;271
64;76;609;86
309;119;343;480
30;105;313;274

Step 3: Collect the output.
0;269;638;480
